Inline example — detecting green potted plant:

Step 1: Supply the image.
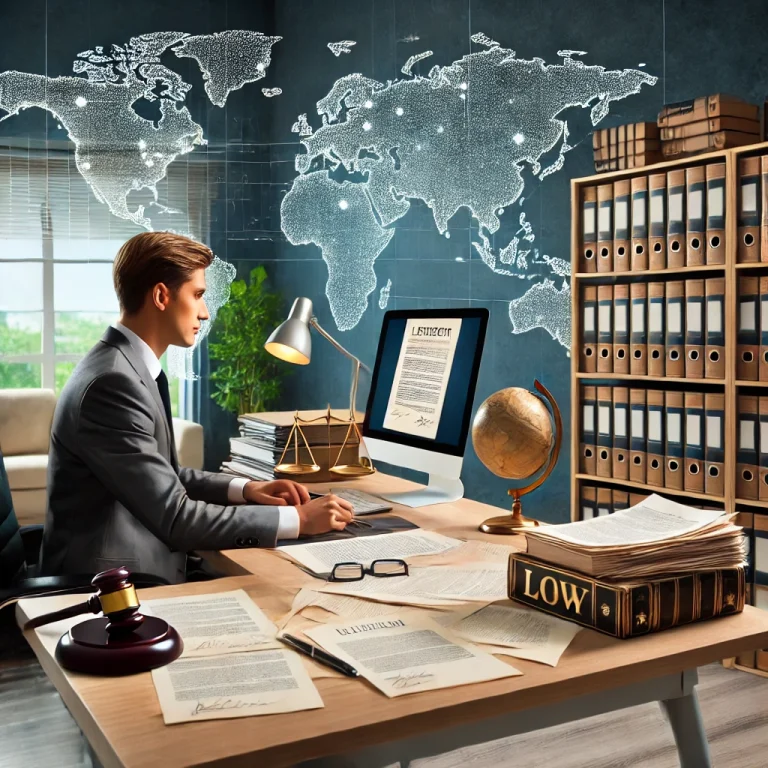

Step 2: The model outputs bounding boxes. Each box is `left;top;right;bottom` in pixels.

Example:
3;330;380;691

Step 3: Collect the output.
208;266;287;415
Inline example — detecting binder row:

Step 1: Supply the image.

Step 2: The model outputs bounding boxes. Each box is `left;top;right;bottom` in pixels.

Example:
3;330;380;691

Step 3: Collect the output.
737;155;768;264
579;486;633;519
580;385;726;497
737;275;768;380
732;513;768;672
736;395;768;501
580;163;725;273
579;484;723;520
580;279;725;378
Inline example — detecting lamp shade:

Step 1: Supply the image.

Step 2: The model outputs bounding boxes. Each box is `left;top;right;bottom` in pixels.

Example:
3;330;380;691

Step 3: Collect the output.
265;297;313;365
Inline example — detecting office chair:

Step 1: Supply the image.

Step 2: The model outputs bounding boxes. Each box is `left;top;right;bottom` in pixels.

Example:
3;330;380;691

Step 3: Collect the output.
0;448;169;648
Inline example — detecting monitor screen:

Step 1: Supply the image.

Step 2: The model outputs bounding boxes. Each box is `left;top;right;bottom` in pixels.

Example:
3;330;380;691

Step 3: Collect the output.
363;308;489;457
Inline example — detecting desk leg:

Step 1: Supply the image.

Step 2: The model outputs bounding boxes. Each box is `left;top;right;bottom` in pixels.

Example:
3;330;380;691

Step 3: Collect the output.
659;672;712;768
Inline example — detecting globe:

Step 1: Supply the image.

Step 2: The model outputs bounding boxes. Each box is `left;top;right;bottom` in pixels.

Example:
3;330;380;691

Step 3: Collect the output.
472;387;555;480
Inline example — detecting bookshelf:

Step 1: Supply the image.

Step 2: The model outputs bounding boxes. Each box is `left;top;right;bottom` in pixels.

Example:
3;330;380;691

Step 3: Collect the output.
571;142;768;676
570;140;768;522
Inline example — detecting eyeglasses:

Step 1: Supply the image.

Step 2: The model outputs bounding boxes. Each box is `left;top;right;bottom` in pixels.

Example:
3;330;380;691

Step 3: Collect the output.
330;559;409;582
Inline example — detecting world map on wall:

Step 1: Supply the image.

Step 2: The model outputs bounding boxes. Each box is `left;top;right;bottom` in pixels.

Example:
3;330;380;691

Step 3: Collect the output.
0;30;657;364
0;30;279;377
282;35;657;346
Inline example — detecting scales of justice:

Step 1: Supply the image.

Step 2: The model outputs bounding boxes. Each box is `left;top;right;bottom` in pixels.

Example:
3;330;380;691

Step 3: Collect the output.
471;380;562;533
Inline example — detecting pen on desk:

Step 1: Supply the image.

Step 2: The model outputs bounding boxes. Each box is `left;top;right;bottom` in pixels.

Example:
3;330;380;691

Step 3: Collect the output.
278;633;359;678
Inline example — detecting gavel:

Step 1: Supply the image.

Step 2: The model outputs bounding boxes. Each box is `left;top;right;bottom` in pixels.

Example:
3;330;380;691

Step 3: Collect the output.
25;567;144;633
25;566;183;676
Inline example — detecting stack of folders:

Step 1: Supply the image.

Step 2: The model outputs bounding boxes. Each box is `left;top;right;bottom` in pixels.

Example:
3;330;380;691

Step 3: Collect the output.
221;410;362;482
509;495;746;638
737;155;768;264
578;485;722;520
579;162;725;274
580;384;725;496
580;278;725;379
593;122;661;172
659;94;760;159
735;394;768;502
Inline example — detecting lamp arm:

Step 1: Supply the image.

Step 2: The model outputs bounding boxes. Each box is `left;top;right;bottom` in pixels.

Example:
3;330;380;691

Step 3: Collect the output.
309;318;370;373
310;317;370;420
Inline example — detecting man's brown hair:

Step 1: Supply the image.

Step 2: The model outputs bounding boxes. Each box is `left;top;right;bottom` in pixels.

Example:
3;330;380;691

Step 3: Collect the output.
113;232;213;314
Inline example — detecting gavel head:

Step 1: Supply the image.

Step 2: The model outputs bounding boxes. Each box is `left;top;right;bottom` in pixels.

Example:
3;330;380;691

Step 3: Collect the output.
92;567;144;635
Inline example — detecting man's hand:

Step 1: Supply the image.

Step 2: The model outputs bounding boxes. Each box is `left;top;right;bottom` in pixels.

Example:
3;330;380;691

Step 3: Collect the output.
295;493;354;535
243;479;311;506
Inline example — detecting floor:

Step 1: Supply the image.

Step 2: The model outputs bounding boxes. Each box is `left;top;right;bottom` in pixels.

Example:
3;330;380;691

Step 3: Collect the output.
1;641;766;768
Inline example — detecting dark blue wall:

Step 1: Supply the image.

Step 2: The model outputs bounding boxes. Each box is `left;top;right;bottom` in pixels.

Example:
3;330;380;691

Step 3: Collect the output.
4;1;768;522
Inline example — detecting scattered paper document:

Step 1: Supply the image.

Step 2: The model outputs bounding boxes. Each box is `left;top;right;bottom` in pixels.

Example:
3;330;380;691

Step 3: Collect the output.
143;590;280;657
305;614;520;697
320;563;508;606
278;530;462;575
151;649;323;724
444;601;581;666
528;494;727;547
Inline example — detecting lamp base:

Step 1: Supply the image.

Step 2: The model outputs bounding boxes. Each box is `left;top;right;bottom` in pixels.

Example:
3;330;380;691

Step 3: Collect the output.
479;513;540;534
55;616;183;676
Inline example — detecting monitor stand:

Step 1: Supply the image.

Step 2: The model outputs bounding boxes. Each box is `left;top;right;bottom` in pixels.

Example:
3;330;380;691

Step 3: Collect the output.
378;475;464;508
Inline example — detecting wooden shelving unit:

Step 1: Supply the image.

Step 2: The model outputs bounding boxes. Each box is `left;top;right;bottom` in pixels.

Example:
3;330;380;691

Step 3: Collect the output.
571;142;768;676
570;141;768;521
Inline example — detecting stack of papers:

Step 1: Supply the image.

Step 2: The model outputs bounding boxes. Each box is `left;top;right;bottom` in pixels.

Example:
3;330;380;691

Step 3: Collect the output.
524;494;747;579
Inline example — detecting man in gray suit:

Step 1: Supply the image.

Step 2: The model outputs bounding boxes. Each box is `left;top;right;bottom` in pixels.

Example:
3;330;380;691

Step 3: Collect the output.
40;232;353;584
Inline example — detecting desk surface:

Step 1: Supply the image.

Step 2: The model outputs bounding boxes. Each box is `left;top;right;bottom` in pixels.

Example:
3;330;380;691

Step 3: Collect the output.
18;472;768;768
204;471;529;577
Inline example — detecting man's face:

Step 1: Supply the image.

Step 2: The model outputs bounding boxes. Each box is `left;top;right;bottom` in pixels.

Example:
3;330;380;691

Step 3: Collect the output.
165;268;209;348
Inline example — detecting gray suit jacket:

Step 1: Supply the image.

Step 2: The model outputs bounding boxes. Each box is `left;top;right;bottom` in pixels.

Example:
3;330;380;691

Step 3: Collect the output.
39;326;280;584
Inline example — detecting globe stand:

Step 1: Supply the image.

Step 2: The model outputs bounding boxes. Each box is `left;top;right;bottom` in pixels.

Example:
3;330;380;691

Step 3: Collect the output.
478;380;562;535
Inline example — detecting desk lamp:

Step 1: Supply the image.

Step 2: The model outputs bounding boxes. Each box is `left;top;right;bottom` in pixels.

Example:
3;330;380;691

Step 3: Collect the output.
265;297;374;476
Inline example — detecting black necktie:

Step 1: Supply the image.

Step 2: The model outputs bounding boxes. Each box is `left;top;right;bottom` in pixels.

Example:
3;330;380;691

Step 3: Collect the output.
155;370;174;431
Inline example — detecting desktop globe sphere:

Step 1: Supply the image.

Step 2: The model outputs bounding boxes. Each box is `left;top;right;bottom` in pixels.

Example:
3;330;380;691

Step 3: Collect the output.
471;387;554;480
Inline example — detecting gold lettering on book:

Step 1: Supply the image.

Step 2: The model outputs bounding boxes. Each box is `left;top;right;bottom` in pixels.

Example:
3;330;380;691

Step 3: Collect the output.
522;569;589;615
540;576;559;606
523;569;540;600
560;581;589;614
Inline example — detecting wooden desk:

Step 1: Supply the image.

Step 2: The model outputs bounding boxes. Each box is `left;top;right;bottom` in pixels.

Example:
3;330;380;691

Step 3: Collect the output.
17;473;768;768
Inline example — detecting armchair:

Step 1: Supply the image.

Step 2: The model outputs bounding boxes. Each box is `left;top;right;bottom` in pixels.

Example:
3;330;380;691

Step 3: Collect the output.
0;389;205;526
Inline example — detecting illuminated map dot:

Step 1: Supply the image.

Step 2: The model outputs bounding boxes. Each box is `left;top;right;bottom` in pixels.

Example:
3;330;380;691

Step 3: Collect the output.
459;82;468;90
338;199;349;210
75;96;87;107
445;232;451;239
364;100;373;108
437;125;444;133
513;133;525;145
363;121;372;131
395;107;404;115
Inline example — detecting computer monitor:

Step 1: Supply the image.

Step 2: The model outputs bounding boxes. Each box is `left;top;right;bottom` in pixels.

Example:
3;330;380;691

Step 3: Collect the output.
362;307;489;507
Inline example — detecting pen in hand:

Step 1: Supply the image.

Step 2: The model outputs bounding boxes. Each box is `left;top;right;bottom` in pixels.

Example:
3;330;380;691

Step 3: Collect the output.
278;633;359;678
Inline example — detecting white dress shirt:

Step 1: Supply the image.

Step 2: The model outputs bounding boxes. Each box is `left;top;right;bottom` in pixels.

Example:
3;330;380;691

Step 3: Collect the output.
113;323;300;539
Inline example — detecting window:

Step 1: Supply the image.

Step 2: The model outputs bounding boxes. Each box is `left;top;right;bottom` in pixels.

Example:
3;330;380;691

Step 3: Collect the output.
0;140;211;416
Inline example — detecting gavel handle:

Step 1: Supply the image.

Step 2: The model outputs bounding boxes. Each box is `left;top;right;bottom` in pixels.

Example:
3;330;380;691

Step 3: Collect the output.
24;594;102;630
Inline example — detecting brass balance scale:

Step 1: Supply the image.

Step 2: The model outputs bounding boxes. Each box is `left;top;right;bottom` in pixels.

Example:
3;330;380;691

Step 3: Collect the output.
274;406;375;478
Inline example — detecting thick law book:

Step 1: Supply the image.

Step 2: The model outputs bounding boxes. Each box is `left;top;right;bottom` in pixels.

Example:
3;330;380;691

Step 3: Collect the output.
508;554;745;639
